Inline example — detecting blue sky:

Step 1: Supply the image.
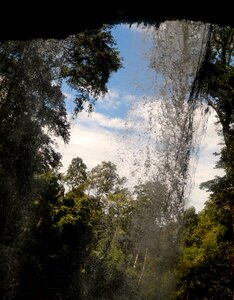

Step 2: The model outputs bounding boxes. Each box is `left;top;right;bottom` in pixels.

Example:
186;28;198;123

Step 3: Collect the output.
63;24;154;119
58;24;224;212
94;24;155;119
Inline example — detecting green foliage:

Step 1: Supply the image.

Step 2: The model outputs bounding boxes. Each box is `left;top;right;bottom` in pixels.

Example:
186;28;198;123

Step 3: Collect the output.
18;172;102;299
87;161;126;197
0;40;68;182
0;39;69;296
191;26;234;175
62;25;122;113
0;27;122;187
181;25;234;299
9;159;136;300
0;27;121;299
65;157;87;190
175;202;233;299
76;161;139;299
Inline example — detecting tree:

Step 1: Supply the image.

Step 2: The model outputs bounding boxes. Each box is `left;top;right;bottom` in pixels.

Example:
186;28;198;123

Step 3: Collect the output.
188;26;234;298
87;161;126;198
78;161;137;300
62;26;122;113
18;171;102;300
0;40;69;298
175;202;233;299
0;27;121;299
66;157;87;190
191;26;234;176
0;27;121;188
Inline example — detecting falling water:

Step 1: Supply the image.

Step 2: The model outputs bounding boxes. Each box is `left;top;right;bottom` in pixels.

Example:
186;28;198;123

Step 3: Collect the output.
117;20;211;298
121;21;210;207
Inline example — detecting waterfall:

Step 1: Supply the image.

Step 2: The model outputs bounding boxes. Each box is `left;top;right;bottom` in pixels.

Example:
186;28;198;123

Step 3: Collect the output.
117;20;211;298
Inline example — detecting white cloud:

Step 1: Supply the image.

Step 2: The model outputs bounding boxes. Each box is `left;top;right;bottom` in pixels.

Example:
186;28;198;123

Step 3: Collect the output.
97;89;139;112
98;89;121;111
73;111;128;131
57;109;129;173
58;124;116;171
